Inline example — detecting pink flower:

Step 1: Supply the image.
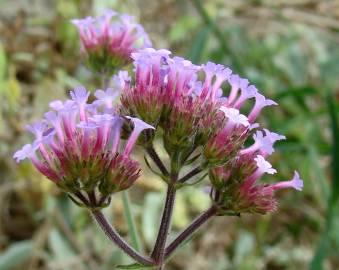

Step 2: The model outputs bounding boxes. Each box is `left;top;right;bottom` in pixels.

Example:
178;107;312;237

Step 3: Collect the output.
13;86;154;208
72;10;151;72
208;155;303;215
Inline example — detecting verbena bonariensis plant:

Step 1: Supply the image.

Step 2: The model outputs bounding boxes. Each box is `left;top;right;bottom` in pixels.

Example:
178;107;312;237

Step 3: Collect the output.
14;9;303;270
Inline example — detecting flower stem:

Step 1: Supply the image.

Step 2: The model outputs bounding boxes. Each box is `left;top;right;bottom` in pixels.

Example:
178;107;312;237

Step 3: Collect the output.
146;146;169;176
178;166;204;183
164;206;217;259
151;184;177;266
91;210;154;266
121;190;142;251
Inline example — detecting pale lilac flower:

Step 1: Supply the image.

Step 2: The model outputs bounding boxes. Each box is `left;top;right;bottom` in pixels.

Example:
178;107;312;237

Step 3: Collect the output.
70;86;90;120
254;155;277;175
248;93;277;122
270;171;304;191
94;88;120;109
13;144;38;162
241;155;277;189
124;117;155;156
219;107;249;130
26;121;48;140
240;129;286;156
208;154;303;214
233;85;258;109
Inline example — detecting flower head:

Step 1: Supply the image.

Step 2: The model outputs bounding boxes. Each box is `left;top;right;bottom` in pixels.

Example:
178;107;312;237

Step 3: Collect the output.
208;154;303;215
72;9;151;73
121;49;285;157
119;48;301;214
14;86;153;208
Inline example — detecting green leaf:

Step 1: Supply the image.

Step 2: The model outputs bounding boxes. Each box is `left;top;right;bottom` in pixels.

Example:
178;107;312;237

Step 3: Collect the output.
0;241;32;270
49;229;76;262
169;16;199;42
310;92;339;270
0;42;6;81
186;25;210;64
142;192;163;245
116;263;154;269
233;230;255;266
121;191;142;252
327;93;339;202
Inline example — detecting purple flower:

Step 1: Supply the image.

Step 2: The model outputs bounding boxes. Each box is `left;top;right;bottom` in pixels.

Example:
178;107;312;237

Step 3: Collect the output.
248;93;277;122
94;88;120;109
254;155;277;175
124;117;155;156
240;129;286;156
233;85;258;109
26;121;48;140
270;171;304;191
220;107;249;130
13;144;38;162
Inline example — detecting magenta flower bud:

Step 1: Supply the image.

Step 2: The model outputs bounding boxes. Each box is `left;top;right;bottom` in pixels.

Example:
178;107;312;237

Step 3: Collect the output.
71;9;152;73
13;86;153;208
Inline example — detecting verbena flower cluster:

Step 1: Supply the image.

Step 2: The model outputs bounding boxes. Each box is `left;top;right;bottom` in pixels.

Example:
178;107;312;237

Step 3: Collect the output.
14;84;154;208
14;9;303;215
120;48;303;214
72;10;151;73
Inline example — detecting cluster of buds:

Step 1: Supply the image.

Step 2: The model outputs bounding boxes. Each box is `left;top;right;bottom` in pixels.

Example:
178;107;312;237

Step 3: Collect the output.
71;10;151;73
119;49;303;214
121;51;230;153
209;155;303;215
14;86;154;208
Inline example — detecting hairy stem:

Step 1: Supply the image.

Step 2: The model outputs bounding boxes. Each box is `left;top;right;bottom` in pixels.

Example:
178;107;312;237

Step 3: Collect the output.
178;166;204;183
165;206;217;258
91;210;154;266
151;184;177;266
146;146;169;176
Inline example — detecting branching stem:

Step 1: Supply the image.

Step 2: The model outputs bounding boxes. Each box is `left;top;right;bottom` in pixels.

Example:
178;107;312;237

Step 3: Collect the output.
178;166;204;183
146;146;169;176
164;206;217;258
91;210;154;266
151;184;177;266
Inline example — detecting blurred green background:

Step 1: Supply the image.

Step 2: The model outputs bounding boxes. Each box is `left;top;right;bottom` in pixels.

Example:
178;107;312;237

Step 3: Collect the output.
0;0;338;269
